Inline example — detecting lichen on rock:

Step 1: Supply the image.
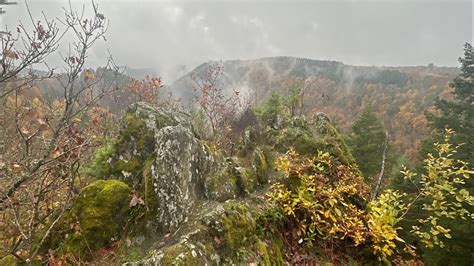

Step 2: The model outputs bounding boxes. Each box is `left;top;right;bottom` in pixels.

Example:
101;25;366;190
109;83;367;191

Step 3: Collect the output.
126;199;285;266
152;125;212;231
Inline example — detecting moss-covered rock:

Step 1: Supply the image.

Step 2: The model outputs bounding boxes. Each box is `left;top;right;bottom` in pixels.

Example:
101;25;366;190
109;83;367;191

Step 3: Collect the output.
271;113;356;168
310;112;356;165
85;103;242;234
58;180;131;259
86;102;195;182
149;240;217;265
236;165;257;195
202;170;239;201
0;255;16;266
60;103;367;264
209;201;286;265
252;147;270;185
126;200;286;266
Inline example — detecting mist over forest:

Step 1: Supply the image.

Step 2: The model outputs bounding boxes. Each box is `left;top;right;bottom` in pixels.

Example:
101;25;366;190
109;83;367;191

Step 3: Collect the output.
0;0;473;265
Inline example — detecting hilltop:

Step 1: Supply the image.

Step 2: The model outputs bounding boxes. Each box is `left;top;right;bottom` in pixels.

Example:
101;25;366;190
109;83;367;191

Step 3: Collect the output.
168;57;458;160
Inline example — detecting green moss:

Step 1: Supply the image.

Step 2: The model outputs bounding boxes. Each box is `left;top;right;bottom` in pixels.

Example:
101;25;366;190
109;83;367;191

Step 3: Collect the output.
160;242;214;265
119;114;155;153
273;122;357;170
312;115;357;167
129;200;287;265
255;239;270;265
252;148;269;185
59;180;131;260
84;140;117;178
117;243;147;263
215;202;263;263
204;171;238;201
222;203;257;251
253;237;285;266
223;157;257;196
122;155;162;237
266;235;285;265
142;155;159;216
275;126;320;155
0;255;16;266
255;208;286;265
85;114;155;181
208;202;286;265
236;167;257;195
115;157;141;172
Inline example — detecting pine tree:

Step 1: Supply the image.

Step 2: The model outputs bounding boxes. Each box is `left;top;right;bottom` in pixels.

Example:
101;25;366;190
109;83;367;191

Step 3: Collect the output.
348;105;387;180
425;42;473;165
416;43;474;264
256;91;288;128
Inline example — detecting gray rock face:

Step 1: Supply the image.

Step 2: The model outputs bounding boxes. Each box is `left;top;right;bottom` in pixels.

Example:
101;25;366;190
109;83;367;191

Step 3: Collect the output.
127;102;195;132
152;125;204;230
111;102;238;232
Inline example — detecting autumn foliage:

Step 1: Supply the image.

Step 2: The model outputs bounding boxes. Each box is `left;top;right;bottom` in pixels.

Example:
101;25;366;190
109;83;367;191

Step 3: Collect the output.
127;75;163;105
268;149;371;257
268;129;473;262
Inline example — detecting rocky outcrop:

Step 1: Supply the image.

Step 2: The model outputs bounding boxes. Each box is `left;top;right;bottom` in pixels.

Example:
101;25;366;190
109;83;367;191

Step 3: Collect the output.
125;199;285;266
86;103;248;233
273;113;356;167
48;102;355;264
152;124;233;230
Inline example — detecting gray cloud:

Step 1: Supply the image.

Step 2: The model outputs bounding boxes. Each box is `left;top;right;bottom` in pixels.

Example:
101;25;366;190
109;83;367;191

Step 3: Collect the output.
2;0;472;81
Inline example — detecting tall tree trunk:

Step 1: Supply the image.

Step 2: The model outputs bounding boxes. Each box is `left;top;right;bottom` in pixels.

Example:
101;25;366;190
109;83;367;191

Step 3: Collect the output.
372;131;389;200
299;84;305;117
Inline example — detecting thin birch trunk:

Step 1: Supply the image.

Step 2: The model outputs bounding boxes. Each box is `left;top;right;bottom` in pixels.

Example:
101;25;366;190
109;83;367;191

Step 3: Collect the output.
372;131;389;200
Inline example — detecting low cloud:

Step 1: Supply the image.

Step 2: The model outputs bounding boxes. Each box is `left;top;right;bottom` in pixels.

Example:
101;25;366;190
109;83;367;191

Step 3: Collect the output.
2;0;472;81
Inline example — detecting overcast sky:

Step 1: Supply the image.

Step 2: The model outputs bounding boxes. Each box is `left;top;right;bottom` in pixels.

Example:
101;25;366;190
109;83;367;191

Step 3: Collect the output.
2;0;472;81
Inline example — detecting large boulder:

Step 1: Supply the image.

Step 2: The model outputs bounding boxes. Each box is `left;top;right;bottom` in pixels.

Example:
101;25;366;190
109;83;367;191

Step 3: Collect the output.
152;125;236;230
56;180;132;259
86;103;242;233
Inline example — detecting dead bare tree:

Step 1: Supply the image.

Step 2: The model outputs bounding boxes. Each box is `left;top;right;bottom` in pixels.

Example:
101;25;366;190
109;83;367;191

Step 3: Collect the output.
372;131;389;200
0;2;119;263
0;2;66;98
192;63;241;146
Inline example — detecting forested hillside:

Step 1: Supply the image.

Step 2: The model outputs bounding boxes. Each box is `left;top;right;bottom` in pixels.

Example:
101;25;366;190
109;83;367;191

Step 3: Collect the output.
6;58;457;162
169;57;458;161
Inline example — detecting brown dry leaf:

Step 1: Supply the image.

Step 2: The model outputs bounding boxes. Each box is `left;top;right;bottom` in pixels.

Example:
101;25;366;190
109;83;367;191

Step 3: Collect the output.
52;150;61;159
37;118;48;127
4;49;19;59
129;192;145;207
20;127;30;135
70;222;81;233
84;69;96;81
213;236;223;248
